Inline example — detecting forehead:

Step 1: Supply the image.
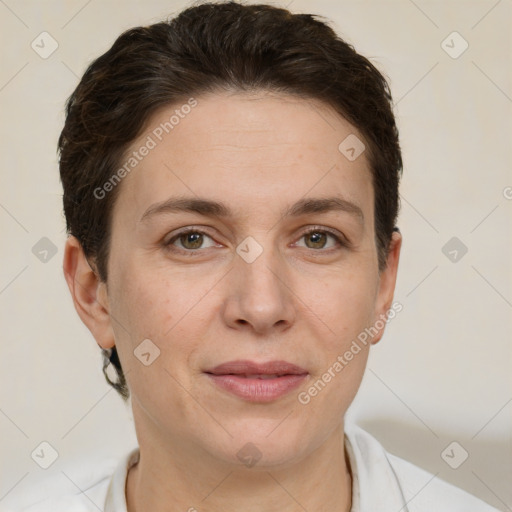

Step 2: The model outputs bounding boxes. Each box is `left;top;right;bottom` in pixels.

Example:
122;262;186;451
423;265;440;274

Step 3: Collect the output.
112;90;373;223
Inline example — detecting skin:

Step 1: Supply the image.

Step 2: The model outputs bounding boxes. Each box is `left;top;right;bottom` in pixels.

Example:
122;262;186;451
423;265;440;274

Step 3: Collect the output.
63;90;401;512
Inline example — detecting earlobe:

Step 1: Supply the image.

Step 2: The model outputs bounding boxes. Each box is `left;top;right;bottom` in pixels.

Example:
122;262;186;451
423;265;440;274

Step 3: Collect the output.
62;236;115;349
371;230;402;345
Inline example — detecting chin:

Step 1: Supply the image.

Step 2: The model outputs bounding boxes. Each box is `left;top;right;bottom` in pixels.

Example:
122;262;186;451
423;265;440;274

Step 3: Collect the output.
205;419;308;469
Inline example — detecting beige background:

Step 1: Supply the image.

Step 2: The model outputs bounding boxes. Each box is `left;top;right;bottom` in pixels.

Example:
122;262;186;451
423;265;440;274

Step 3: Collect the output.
0;0;511;510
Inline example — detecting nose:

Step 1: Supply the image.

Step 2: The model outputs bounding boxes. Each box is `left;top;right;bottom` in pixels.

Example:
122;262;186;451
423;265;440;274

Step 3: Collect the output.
221;243;296;336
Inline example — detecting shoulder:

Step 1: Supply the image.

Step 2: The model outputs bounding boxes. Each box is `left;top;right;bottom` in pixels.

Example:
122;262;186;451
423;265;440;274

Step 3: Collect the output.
344;423;500;512
16;449;133;512
19;487;109;512
386;452;499;512
18;477;111;512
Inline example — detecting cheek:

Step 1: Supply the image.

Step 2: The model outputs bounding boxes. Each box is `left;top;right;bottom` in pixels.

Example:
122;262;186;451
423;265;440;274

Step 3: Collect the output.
296;264;378;346
107;270;196;413
304;263;377;416
109;256;190;336
108;262;214;370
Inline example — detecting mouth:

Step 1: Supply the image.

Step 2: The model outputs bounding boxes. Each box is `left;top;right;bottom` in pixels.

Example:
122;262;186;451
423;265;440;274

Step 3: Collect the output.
204;360;308;402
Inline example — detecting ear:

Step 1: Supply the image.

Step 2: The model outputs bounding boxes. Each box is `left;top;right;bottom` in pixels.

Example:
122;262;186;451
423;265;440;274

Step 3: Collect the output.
62;236;115;349
371;229;402;345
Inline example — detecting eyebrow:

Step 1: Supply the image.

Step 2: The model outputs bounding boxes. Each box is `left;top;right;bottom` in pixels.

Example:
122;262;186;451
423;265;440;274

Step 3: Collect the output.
139;196;364;224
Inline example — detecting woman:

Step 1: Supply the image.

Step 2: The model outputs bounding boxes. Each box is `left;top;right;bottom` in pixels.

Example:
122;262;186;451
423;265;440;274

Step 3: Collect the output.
23;2;499;510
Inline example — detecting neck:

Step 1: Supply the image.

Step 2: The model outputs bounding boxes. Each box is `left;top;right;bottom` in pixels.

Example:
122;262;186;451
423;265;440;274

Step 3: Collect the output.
126;419;352;512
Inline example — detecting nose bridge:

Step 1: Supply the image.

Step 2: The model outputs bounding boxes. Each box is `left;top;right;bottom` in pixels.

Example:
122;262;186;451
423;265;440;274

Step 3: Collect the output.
223;234;296;333
237;237;287;303
241;250;281;294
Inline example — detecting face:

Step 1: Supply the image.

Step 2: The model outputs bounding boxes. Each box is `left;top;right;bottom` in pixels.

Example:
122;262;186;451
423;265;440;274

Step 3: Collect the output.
78;91;400;468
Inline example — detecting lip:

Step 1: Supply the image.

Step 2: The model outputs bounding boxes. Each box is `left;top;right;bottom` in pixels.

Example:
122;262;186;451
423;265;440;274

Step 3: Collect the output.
204;360;308;403
206;359;308;376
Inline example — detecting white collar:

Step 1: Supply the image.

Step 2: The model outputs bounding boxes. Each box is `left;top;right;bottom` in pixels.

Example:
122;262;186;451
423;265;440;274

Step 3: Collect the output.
104;424;408;512
344;423;409;511
104;447;139;512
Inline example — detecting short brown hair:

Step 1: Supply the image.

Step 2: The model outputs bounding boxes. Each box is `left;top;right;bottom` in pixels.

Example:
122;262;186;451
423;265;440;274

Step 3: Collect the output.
59;1;403;400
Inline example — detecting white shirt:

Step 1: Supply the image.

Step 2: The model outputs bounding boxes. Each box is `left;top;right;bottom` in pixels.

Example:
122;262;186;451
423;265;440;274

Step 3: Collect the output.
19;424;500;511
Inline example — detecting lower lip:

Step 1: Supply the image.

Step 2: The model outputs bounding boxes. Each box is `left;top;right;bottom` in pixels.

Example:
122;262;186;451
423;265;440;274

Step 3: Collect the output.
206;374;308;402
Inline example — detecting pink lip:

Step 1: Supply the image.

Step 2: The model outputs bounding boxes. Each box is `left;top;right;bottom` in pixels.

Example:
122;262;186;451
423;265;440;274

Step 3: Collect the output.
204;360;308;402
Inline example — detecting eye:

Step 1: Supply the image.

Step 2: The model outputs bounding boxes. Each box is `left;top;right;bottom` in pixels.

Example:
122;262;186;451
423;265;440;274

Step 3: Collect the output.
295;228;345;250
163;226;348;255
165;228;217;251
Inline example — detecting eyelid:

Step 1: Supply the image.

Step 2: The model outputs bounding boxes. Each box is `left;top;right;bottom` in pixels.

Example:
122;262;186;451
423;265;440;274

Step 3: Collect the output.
163;224;350;253
163;226;218;248
293;225;350;249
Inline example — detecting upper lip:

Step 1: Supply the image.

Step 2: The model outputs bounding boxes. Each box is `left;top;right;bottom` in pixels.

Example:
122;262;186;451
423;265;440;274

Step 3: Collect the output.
205;360;308;376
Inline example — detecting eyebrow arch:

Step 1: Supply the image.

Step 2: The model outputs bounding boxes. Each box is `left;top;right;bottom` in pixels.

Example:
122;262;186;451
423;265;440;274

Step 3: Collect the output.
139;196;364;224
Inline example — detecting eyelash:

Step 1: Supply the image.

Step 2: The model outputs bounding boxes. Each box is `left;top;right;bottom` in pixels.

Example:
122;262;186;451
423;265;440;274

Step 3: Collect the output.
163;226;348;255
